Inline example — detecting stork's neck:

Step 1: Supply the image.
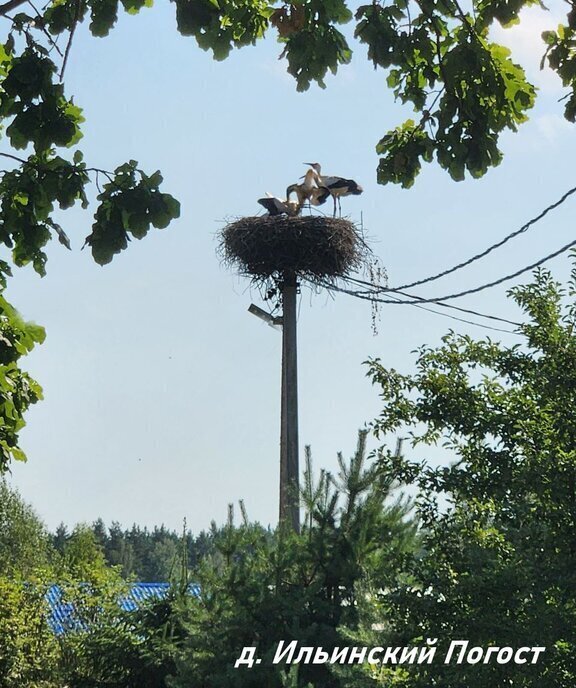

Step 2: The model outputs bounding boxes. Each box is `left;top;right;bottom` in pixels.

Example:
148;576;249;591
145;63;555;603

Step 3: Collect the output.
303;169;316;187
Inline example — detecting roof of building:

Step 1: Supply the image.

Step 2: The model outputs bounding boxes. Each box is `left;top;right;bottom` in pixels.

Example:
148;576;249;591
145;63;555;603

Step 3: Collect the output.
46;582;200;635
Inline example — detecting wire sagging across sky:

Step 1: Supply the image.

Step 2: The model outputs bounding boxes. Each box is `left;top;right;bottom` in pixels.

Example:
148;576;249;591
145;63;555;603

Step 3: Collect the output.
344;238;576;305
322;280;521;334
350;183;576;295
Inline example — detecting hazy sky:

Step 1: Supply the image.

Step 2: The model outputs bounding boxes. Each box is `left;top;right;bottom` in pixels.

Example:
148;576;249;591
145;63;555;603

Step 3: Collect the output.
6;2;576;534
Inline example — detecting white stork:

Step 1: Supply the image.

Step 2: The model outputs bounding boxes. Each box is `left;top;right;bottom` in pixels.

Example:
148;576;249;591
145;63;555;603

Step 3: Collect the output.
286;168;330;211
258;193;301;217
305;162;363;216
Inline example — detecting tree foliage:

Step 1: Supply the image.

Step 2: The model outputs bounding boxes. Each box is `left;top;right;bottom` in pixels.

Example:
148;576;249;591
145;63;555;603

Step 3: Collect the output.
0;295;44;471
0;479;52;575
0;576;60;688
1;0;565;191
365;263;576;686
170;431;418;688
53;518;215;581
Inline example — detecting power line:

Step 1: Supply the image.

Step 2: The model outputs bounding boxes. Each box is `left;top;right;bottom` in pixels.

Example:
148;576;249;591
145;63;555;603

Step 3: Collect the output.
394;288;521;325
323;281;519;334
337;278;521;326
350;184;576;294
343;237;576;304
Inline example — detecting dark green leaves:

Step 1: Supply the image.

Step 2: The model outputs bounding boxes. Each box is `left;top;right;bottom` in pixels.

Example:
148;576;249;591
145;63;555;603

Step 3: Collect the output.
1;49;56;102
0;154;89;275
89;0;119;36
0;294;44;471
84;161;181;265
174;0;272;60
0;2;180;474
0;48;84;153
368;264;576;687
281;24;351;91
278;0;352;90
44;0;86;35
474;0;541;30
376;119;434;188
541;23;576;121
358;2;536;186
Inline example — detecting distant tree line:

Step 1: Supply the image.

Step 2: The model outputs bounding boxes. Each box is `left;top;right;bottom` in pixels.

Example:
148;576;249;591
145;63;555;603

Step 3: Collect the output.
51;519;223;582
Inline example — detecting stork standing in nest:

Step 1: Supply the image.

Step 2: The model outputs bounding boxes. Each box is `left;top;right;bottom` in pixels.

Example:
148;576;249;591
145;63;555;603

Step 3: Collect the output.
305;162;363;217
286;168;330;212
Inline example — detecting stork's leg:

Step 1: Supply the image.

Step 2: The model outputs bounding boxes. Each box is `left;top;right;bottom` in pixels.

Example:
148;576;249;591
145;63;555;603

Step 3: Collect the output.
333;195;337;218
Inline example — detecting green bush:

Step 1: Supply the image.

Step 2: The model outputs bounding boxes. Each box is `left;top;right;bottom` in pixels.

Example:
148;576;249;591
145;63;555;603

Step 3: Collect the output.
0;576;60;688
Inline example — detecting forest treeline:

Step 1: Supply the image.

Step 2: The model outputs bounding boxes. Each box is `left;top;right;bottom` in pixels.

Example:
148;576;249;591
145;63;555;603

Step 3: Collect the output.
52;519;220;582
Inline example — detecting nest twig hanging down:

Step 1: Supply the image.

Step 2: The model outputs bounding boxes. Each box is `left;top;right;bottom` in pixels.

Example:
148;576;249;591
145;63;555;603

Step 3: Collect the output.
219;215;370;286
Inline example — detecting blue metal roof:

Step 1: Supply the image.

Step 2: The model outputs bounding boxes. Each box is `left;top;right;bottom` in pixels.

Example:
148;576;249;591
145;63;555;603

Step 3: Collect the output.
46;582;200;635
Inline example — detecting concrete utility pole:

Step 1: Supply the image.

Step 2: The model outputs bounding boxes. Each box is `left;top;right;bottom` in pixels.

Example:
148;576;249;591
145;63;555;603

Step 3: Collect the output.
279;271;300;533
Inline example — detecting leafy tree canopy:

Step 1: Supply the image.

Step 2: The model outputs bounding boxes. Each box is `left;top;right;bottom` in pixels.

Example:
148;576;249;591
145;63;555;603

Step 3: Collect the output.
0;0;570;199
0;478;53;574
365;262;576;686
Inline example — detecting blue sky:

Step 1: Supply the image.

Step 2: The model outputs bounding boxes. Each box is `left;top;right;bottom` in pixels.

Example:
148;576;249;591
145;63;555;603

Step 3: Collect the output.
6;2;576;533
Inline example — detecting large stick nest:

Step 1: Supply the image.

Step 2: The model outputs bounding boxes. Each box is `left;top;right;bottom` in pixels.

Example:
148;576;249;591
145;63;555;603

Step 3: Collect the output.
219;215;368;284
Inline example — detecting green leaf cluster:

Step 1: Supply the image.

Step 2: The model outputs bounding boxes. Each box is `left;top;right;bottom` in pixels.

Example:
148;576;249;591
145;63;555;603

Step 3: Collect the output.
0;153;89;275
43;0;155;37
0;294;44;471
174;0;273;60
0;12;181;472
366;261;576;687
0;576;61;688
278;0;352;91
84;161;180;265
12;0;576;192
356;2;535;186
542;23;576;121
0;479;53;576
1;46;84;153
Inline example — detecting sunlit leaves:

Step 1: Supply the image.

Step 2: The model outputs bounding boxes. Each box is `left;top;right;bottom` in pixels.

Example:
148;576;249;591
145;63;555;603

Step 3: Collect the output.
281;24;351;91
367;266;576;686
174;0;272;60
541;24;576;121
28;0;576;187
0;295;44;472
0;47;85;153
84;161;181;265
357;2;537;186
0;154;89;275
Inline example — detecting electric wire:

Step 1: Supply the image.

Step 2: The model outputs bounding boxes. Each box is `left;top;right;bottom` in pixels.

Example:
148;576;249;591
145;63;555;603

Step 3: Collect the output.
335;278;521;326
340;237;576;305
322;281;519;334
349;184;576;294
